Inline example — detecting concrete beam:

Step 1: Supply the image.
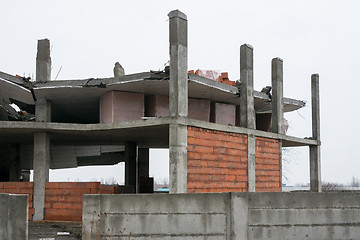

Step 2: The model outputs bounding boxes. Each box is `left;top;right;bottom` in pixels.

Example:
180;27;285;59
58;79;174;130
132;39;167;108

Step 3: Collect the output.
240;44;255;129
310;74;321;192
168;10;188;193
125;142;137;193
271;58;284;134
36;39;51;82
33;132;50;220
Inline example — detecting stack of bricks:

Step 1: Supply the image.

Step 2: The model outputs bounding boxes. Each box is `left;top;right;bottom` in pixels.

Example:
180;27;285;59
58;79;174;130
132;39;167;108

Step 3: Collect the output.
187;126;248;193
217;72;236;86
0;182;34;220
255;137;282;192
45;182;100;221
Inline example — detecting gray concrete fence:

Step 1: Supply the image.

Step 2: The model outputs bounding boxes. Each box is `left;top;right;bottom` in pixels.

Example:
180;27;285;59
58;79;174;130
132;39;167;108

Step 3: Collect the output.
83;192;360;240
0;193;28;240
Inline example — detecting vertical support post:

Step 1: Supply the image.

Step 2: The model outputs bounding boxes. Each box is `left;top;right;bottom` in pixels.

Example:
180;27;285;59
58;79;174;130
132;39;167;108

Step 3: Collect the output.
125;142;137;193
33;39;52;220
240;44;255;129
36;39;51;82
240;44;256;192
271;58;284;189
271;58;284;134
247;135;256;192
33;132;50;220
138;148;150;193
168;10;188;193
310;74;321;192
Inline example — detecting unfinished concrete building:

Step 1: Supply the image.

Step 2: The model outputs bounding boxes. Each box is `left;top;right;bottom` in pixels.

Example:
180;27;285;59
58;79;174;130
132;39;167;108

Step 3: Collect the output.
0;9;321;223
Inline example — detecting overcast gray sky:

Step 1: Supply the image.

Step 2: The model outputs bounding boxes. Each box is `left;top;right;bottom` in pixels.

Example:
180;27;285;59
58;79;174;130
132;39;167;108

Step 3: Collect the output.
2;0;359;186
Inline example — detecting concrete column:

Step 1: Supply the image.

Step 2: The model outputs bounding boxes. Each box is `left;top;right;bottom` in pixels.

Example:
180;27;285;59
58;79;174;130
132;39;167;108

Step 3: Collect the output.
310;74;321;192
168;10;188;194
240;44;255;129
33;39;52;220
271;58;284;134
138;148;149;179
240;44;256;192
35;98;51;122
36;39;51;82
247;134;256;192
125;142;137;193
33;132;50;220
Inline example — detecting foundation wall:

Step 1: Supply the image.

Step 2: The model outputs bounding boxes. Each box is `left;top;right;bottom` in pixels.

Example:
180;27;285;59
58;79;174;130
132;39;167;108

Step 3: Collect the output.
82;192;360;240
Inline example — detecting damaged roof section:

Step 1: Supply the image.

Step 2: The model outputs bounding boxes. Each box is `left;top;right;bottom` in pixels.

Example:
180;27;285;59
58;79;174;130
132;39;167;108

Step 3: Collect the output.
0;68;305;123
0;71;35;121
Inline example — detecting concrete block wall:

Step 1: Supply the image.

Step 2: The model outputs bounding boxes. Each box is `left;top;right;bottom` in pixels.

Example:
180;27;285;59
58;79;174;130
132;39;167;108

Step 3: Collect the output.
82;192;360;240
255;137;281;192
187;126;281;193
0;193;28;240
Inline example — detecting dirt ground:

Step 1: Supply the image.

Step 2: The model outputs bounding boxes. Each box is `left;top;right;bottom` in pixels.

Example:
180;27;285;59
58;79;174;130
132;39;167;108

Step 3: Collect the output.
28;221;82;240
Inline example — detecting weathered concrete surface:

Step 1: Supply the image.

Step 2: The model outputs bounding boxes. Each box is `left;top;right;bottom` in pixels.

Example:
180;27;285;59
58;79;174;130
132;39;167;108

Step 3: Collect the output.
28;221;82;240
310;73;321;192
83;193;230;239
36;39;51;82
168;9;188;194
82;192;360;240
271;58;284;134
33;132;50;220
0;193;28;240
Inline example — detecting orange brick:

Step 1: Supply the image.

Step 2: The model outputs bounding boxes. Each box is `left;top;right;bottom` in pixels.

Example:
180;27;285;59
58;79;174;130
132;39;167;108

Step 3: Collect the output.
3;182;17;189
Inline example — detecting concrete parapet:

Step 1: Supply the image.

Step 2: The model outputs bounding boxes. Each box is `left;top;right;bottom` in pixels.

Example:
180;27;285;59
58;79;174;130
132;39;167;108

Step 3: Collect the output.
0;193;28;240
82;192;360;240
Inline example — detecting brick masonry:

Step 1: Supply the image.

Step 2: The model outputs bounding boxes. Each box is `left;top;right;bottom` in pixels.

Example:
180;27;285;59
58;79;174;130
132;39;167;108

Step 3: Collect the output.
187;126;281;193
0;182;123;221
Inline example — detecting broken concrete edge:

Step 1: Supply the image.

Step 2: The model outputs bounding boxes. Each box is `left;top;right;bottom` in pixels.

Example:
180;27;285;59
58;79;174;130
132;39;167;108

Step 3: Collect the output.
168;10;187;21
0;117;318;147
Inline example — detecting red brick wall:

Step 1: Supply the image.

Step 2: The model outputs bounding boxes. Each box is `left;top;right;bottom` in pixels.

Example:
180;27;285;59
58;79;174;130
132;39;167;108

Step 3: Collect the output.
187;126;282;193
0;182;102;221
45;182;100;221
187;126;248;193
255;137;282;192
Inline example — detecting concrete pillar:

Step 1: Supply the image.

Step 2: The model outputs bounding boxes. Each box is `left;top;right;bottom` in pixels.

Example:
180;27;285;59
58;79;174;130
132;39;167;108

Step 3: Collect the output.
310;74;321;192
33;132;50;220
138;148;149;179
247;134;256;192
33;39;52;220
35;98;51;122
168;10;188;194
125;142;137;193
240;44;256;192
240;44;255;129
271;58;284;134
36;39;51;82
